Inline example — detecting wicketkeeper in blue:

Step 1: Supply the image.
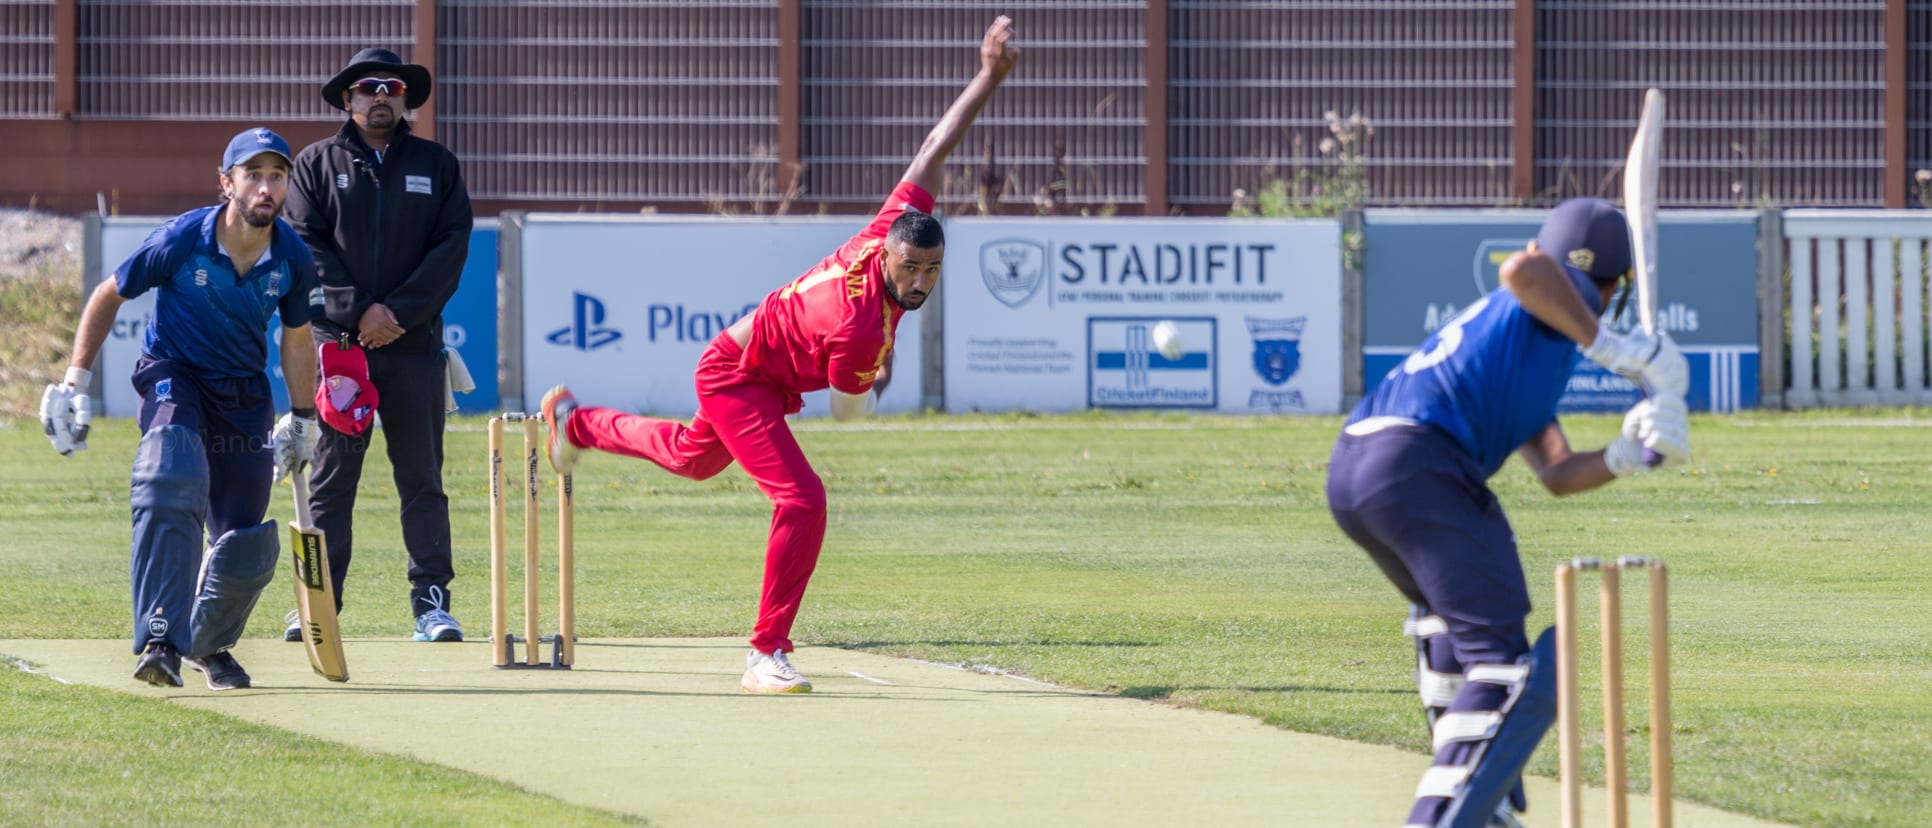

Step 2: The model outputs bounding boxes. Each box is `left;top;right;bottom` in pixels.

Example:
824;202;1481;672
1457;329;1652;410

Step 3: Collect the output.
40;128;322;690
1325;198;1690;826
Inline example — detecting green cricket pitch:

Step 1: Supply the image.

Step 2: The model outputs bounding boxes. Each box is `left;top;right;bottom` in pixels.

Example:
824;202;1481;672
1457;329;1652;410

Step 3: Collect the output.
6;637;1786;827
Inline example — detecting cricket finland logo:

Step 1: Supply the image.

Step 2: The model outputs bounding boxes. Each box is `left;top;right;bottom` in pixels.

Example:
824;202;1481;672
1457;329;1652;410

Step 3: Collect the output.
1087;317;1216;409
980;239;1046;308
1246;315;1308;411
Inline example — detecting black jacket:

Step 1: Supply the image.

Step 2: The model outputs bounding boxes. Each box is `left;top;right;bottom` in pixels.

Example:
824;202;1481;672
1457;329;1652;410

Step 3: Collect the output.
286;119;472;354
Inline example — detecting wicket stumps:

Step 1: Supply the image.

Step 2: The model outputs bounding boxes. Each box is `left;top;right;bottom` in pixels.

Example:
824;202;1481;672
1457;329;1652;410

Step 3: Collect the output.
1556;556;1671;828
488;413;575;669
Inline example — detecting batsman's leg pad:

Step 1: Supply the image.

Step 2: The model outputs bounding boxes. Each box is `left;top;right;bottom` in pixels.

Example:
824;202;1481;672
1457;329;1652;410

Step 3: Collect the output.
130;425;209;653
1417;627;1557;828
1405;608;1464;726
188;520;280;658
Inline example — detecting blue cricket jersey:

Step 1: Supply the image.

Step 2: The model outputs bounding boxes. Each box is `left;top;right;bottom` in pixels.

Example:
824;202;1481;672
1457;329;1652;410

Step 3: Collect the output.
1349;265;1605;479
114;205;319;379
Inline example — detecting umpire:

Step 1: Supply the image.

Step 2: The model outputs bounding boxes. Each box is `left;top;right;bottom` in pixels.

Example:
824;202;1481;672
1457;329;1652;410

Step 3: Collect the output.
285;47;474;642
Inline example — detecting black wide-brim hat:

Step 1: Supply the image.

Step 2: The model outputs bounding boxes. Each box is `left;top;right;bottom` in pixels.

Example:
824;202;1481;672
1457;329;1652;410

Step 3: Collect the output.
321;47;432;111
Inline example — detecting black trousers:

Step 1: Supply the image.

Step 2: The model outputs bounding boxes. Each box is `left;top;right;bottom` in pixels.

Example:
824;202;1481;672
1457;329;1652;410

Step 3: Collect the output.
309;347;453;617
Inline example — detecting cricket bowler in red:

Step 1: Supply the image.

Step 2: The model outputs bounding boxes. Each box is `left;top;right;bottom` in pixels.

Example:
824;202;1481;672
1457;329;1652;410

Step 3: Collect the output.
539;16;1020;693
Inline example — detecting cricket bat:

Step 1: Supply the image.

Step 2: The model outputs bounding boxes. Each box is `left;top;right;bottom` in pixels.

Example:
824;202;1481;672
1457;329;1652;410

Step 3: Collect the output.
1624;87;1664;335
289;473;349;682
1624;88;1672;469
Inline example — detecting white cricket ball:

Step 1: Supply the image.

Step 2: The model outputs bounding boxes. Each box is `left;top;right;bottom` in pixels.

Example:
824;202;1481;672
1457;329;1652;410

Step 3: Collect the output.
1151;320;1185;361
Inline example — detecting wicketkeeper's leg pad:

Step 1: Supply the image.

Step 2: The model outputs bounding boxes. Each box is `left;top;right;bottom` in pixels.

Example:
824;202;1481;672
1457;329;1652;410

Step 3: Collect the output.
1409;627;1557;828
130;424;209;653
189;520;280;658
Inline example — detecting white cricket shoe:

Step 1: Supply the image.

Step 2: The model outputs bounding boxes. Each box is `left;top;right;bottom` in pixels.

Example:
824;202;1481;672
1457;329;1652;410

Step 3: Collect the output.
540;385;582;476
741;648;813;694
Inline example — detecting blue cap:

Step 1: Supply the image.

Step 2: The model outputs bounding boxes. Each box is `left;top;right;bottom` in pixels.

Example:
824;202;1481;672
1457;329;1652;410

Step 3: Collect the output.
1533;197;1632;280
220;127;293;172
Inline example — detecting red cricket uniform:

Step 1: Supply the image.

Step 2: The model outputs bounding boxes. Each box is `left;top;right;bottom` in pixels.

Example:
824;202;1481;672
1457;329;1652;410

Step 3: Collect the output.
565;181;935;654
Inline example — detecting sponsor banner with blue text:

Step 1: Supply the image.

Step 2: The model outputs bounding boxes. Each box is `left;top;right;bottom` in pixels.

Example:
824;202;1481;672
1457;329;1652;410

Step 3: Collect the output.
94;218;500;417
1360;211;1759;412
942;219;1343;413
517;216;925;417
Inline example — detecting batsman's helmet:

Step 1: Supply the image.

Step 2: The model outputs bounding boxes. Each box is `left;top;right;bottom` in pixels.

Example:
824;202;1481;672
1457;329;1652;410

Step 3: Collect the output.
1534;197;1632;282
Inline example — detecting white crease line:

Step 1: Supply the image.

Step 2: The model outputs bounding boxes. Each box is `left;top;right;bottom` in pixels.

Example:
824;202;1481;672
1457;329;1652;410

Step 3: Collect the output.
1731;418;1932;428
848;671;892;685
906;657;1070;689
7;656;72;684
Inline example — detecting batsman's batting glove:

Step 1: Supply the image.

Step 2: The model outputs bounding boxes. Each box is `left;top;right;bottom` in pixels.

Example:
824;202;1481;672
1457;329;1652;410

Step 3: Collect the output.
1606;395;1690;477
1604;400;1648;478
1603;434;1647;478
1583;327;1689;398
271;412;320;482
39;367;93;457
1634;394;1690;467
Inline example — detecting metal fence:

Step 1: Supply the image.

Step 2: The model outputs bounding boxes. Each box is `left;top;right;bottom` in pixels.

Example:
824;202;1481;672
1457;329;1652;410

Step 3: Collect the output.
800;0;1147;211
1536;1;1889;208
1908;0;1932;199
75;0;411;120
439;0;780;205
0;0;55;118
9;0;1932;212
1170;0;1516;208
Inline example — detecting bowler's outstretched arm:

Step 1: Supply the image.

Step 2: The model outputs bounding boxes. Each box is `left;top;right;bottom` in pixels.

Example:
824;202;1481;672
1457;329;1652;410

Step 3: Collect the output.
900;16;1020;197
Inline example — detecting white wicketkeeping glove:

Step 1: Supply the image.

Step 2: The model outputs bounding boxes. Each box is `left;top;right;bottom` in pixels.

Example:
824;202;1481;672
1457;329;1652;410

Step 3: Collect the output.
1605;395;1690;477
39;367;93;457
271;413;320;482
1583;327;1689;398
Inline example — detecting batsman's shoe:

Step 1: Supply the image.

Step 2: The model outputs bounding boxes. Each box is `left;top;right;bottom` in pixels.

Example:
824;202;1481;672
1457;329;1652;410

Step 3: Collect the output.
183;650;252;691
1488;803;1528;828
413;608;465;642
133;640;182;688
540;385;582;476
283;608;303;642
742;648;813;694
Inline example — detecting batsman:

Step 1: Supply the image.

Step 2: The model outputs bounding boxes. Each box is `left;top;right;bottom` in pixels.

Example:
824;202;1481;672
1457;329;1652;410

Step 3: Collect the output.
1325;198;1690;826
41;128;323;691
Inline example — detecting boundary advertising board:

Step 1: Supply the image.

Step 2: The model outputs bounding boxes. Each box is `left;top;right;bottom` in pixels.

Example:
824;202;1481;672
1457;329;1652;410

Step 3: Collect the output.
941;218;1344;414
89;217;500;417
1360;211;1759;412
514;216;926;418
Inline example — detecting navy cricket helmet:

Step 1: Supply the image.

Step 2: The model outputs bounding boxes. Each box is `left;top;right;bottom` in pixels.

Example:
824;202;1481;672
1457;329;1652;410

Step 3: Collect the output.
1534;197;1632;281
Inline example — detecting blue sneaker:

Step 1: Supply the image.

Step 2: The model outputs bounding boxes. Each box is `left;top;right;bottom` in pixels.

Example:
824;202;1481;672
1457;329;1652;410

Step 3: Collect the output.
412;586;464;642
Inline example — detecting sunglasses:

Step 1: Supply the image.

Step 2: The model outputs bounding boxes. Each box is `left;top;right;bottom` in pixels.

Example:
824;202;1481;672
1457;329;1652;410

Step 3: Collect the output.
349;77;407;98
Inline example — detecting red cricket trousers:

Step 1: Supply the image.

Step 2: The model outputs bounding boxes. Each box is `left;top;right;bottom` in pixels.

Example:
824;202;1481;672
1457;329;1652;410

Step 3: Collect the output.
563;334;824;654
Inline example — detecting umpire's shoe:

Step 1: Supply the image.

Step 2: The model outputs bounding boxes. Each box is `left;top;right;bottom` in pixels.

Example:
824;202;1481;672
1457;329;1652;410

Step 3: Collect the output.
283;608;302;642
133;640;182;688
183;651;252;691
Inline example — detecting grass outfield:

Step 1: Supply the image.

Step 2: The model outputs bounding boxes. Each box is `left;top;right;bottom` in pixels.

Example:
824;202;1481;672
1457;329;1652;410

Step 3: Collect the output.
2;410;1928;826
